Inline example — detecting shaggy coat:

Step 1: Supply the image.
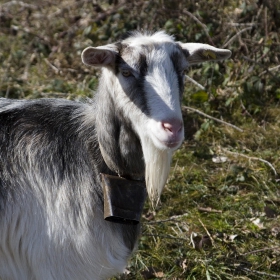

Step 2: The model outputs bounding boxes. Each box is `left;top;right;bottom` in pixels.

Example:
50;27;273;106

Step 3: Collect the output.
0;31;231;279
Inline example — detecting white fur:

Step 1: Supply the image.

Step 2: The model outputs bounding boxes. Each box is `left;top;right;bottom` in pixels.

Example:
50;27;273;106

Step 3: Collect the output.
122;31;175;47
141;136;173;204
0;169;130;280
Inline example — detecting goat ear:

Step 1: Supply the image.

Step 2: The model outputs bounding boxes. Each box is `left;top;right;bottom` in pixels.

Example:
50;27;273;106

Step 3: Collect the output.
179;43;231;65
81;47;116;67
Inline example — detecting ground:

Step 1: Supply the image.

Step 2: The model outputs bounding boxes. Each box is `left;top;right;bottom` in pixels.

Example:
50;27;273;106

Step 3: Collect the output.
0;0;279;279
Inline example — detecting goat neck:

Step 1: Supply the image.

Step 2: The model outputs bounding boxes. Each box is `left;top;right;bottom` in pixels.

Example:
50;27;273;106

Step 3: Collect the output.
95;76;145;180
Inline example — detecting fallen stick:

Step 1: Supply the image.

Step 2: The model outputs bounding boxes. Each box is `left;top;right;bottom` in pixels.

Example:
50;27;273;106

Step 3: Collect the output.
222;148;278;176
198;207;222;214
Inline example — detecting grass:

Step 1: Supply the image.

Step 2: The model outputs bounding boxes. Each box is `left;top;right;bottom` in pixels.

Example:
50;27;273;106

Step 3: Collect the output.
120;119;280;279
0;0;280;279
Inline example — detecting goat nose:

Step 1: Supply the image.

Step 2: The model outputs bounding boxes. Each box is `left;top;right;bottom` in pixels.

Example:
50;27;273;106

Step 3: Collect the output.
161;119;183;134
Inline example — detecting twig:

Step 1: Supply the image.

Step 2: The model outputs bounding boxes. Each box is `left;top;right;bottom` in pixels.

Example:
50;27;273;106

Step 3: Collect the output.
182;106;244;132
240;99;253;118
264;7;268;41
223;27;252;48
241;267;280;279
60;68;78;73
265;198;280;205
224;14;249;54
198;207;222;214
44;58;59;74
225;23;257;27
243;56;278;79
185;75;205;90
182;9;214;45
260;64;280;77
145;213;188;224
241;246;280;256
222;148;278;176
198;218;215;247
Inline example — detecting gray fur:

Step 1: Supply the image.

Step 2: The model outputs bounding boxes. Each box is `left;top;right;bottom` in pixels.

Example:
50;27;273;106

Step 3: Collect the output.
0;97;141;279
0;31;231;279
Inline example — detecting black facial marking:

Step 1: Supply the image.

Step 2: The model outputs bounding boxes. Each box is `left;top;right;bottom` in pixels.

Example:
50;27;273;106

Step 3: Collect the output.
113;43;150;116
182;49;190;58
115;54;123;74
114;42;129;74
178;43;190;59
171;50;185;97
138;53;148;76
132;52;149;114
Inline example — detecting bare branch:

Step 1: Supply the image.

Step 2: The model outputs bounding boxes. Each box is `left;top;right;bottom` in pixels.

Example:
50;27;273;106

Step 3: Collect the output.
185;75;206;90
182;9;214;45
198;207;222;214
241;267;280;279
182;106;244;132
223;27;252;48
44;59;59;74
260;64;280;77
241;246;280;256
198;218;215;247
225;23;257;27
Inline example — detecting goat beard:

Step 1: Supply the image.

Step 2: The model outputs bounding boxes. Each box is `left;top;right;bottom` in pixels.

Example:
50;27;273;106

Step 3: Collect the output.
141;137;173;206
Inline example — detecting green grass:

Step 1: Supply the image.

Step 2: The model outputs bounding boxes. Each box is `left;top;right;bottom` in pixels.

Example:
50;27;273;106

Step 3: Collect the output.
0;0;280;279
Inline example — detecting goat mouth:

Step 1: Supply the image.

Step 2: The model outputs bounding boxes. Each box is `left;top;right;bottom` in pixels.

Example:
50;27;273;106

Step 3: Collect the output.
162;140;181;149
153;135;182;150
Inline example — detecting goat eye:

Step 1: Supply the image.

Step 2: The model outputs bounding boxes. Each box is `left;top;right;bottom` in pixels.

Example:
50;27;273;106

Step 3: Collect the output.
121;70;132;77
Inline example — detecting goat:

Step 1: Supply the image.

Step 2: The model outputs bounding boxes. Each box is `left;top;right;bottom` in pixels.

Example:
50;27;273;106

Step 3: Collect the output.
0;31;231;280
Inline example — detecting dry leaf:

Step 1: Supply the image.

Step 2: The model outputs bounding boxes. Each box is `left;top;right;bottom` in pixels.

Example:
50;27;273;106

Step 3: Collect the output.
229;234;238;241
123;269;130;275
181;259;188;273
212;156;228;163
154;271;164;278
250;218;265;229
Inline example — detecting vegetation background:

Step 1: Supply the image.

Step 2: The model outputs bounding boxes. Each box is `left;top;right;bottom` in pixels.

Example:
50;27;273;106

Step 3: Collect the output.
0;0;280;279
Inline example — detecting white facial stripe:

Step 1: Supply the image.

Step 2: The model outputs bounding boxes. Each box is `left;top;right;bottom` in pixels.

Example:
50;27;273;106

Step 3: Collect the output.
144;48;182;121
